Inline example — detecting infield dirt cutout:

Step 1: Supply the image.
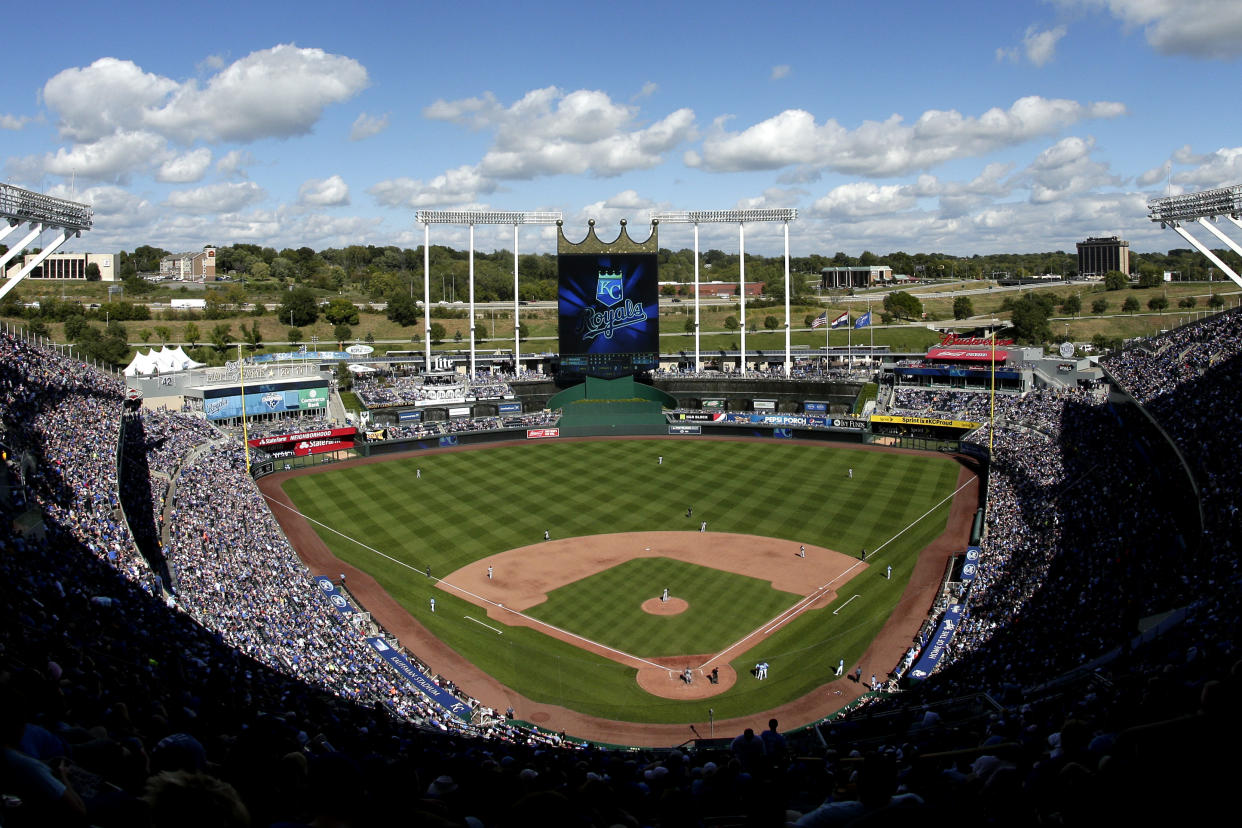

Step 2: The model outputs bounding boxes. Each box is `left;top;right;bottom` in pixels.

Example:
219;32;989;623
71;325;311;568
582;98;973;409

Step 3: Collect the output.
438;531;862;700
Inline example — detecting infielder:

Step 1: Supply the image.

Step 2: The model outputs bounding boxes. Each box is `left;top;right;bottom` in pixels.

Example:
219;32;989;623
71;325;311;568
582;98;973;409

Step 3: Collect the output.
430;597;436;613
487;566;493;580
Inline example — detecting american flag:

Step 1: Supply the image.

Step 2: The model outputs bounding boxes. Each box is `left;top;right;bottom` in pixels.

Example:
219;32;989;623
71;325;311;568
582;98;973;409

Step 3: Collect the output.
810;311;828;328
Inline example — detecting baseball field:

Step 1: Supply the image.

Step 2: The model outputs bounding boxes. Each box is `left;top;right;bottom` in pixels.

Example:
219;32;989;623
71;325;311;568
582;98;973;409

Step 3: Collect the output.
270;438;966;730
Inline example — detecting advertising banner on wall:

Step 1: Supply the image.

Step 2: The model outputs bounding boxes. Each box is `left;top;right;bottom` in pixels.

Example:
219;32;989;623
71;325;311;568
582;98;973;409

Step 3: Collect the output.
498;402;523;413
870;414;983;430
527;428;560;439
204;383;331;420
364;637;471;721
249;426;356;448
669;424;702;434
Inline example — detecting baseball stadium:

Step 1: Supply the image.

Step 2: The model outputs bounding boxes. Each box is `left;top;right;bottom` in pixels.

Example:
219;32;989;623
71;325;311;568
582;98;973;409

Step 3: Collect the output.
2;188;1241;824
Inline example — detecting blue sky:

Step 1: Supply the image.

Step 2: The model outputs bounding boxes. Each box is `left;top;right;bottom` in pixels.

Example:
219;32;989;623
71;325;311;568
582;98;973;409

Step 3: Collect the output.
4;0;1241;258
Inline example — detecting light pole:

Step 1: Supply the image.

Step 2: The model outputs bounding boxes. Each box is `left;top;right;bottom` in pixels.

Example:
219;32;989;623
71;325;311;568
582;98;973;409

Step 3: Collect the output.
652;209;798;375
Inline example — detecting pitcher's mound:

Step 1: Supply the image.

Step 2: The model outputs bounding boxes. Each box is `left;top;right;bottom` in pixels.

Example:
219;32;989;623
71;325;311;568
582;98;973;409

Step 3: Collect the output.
642;597;688;615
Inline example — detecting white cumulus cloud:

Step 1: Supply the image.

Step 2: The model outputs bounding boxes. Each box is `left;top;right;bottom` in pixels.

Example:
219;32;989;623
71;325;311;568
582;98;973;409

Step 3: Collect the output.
41;131;170;183
157;148;213;183
43;45;368;147
1059;0;1242;59
689;96;1126;178
164;181;266;214
368;165;497;208
298;174;350;207
350;111;389;141
426;86;697;180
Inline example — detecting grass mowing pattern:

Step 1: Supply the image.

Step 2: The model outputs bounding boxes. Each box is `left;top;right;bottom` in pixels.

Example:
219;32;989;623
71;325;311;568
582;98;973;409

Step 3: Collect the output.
281;439;961;723
526;558;802;656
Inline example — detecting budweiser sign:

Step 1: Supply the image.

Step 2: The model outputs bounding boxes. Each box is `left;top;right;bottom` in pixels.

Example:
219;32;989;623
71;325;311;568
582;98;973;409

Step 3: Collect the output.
939;333;1014;347
527;428;560;439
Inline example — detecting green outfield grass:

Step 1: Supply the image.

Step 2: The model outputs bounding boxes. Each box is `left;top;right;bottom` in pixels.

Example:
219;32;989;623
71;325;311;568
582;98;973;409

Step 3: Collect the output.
280;439;962;723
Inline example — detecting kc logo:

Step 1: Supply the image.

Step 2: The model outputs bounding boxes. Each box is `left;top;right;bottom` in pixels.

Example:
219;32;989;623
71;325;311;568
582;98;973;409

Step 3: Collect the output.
596;270;624;307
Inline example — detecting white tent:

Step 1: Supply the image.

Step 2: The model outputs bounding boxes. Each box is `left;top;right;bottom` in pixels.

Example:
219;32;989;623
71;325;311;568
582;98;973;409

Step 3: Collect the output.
123;345;205;376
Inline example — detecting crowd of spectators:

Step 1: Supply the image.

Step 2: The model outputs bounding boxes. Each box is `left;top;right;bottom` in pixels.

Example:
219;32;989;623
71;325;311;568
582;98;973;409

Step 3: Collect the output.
3;312;1242;824
353;372;515;409
375;410;560;442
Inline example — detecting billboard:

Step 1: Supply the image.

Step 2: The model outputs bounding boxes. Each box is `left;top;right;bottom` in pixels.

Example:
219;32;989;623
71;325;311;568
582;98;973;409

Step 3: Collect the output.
558;252;658;378
203;382;330;420
870;414;983;430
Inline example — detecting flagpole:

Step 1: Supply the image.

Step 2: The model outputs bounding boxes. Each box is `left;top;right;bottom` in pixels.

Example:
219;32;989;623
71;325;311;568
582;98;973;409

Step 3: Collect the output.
825;311;829;372
868;301;873;366
847;311;852;370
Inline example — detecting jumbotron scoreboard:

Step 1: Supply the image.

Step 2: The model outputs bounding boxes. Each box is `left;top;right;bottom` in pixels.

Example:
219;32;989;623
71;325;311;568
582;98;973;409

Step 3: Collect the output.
557;219;659;379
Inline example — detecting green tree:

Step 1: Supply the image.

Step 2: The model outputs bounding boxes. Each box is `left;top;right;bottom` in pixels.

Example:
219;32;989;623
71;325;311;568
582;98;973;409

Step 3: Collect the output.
763;315;778;331
242;320;263;351
518;322;529;340
287;327;303;344
724;315;739;331
883;290;922;320
1009;294;1052;343
1061;294;1082;316
453;330;463;343
1148;296;1169;312
139;329;152;343
184;322;201;348
333;323;352;347
474;322;488;343
1178;296;1197;309
85;262;101;281
1208;293;1225;309
324;297;359;326
153;325;172;344
952;296;974;319
1091;298;1108;315
210;323;234;353
279;286;319;327
1122;296;1140;314
684;317;695;333
430;322;447;343
64;316;90;341
1104;271;1128;291
386;292;420;327
1137;271;1163;289
335;361;353;392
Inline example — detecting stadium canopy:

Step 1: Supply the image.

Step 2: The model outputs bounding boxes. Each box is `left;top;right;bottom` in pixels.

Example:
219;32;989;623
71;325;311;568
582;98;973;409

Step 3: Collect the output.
123;345;205;376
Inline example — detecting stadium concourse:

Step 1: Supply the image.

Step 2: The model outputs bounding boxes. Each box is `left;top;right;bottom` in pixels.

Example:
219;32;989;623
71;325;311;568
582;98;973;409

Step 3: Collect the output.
1;310;1240;825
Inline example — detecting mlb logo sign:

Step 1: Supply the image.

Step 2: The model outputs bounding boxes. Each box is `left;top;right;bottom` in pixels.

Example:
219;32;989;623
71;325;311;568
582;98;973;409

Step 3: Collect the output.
596;270;623;307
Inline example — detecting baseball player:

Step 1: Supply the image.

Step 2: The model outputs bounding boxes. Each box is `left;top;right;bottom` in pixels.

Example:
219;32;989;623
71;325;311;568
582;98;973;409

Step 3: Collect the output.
487;566;493;580
848;468;853;479
798;545;806;558
700;521;707;533
835;659;844;677
430;597;436;613
416;467;421;479
658;455;663;465
661;587;670;603
886;565;892;579
544;529;550;541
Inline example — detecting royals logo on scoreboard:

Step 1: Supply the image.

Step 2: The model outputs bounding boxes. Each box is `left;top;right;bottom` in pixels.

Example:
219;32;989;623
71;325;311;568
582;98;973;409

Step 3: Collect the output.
595;270;624;307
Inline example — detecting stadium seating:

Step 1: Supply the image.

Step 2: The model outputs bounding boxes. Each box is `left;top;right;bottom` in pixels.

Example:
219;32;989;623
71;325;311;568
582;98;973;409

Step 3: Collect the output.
2;310;1239;824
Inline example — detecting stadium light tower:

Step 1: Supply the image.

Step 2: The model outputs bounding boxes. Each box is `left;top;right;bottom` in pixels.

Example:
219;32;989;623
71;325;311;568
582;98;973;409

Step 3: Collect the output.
651;209;797;376
0;183;93;301
416;210;562;375
1148;184;1242;289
